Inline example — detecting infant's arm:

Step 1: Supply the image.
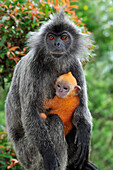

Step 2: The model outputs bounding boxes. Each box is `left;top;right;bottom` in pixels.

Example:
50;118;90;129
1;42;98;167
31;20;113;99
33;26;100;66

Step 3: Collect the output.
43;97;58;110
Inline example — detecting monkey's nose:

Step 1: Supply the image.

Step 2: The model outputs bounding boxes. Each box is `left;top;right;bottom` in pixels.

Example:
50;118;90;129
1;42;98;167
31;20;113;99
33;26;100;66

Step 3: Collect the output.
57;42;60;46
59;88;63;92
54;42;60;47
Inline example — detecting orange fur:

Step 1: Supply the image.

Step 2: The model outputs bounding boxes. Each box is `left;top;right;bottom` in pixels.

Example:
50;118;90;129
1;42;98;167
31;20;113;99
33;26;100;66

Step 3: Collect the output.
41;72;80;136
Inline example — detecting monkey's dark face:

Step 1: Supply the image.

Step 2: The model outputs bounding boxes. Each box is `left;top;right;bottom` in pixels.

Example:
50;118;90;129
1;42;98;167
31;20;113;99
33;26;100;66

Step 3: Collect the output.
46;31;71;57
56;82;70;98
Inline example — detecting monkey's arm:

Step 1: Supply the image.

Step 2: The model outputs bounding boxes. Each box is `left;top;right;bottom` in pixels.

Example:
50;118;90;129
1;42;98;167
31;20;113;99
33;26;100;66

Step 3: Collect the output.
18;59;59;170
70;59;92;169
71;59;92;126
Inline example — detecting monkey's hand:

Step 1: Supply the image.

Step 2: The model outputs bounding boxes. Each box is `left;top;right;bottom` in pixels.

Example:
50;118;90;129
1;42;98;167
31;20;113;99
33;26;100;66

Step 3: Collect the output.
73;117;91;169
40;113;47;120
43;147;59;170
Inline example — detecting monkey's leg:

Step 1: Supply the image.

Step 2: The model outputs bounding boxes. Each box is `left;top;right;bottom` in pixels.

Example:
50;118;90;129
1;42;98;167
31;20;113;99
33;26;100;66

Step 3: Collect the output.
13;135;44;170
13;114;67;170
45;114;68;170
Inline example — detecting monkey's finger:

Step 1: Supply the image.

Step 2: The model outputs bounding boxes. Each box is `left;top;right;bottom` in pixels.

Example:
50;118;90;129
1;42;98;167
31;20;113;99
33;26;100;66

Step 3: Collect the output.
74;145;86;168
75;144;82;161
74;131;81;147
50;155;60;170
50;168;57;170
50;164;58;170
84;162;98;170
72;146;83;168
79;146;89;169
51;167;58;170
84;166;91;170
80;146;87;162
74;133;78;144
86;161;99;170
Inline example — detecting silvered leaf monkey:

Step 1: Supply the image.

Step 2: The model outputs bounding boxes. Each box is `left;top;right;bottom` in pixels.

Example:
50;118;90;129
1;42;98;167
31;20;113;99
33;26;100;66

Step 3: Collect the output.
5;11;98;170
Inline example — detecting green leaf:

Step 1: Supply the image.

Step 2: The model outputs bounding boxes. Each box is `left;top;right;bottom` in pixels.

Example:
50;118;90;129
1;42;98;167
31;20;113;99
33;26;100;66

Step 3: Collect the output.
44;4;50;16
0;35;7;46
0;154;12;159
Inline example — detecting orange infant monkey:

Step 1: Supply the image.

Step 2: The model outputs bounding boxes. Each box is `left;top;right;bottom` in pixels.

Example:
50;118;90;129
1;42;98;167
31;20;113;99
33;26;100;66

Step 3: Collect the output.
41;72;81;136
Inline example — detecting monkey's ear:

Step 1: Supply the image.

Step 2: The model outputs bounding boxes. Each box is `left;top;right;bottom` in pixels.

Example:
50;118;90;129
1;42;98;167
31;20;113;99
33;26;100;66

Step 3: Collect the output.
74;85;81;95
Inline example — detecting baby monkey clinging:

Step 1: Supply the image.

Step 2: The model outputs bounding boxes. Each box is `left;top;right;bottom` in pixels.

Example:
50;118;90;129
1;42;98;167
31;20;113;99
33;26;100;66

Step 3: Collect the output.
41;72;81;136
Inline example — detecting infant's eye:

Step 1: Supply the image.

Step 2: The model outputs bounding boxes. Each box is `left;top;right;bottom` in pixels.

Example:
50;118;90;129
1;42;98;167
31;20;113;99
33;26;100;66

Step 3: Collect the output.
57;84;61;88
64;87;68;91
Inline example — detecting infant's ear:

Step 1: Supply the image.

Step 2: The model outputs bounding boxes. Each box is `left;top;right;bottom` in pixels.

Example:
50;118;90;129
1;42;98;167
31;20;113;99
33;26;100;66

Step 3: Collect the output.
54;77;58;89
74;85;81;95
54;83;56;89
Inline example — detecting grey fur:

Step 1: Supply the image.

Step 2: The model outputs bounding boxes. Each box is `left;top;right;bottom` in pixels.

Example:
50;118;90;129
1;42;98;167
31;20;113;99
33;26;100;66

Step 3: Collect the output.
5;11;93;170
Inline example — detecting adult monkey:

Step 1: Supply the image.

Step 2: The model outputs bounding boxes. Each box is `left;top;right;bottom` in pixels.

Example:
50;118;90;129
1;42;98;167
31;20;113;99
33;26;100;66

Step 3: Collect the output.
5;12;98;170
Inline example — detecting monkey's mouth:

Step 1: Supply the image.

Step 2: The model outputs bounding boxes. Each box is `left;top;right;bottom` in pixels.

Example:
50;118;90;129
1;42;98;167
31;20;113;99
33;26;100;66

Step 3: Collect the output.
51;51;65;58
56;91;66;98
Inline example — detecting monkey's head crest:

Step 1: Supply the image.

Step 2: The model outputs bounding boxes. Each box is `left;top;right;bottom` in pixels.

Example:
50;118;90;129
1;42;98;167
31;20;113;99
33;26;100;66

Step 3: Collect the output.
50;10;65;21
43;10;80;34
27;11;91;61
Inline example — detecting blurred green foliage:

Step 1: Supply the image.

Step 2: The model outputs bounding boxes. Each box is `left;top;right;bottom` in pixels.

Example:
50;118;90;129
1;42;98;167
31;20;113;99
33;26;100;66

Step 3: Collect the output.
0;0;113;169
0;87;7;131
77;0;113;170
0;131;24;169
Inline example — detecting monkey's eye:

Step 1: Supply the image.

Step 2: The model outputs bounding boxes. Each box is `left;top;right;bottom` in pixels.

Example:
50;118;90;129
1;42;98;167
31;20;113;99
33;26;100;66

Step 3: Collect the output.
63;87;68;91
49;35;54;40
61;34;68;41
57;84;61;88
